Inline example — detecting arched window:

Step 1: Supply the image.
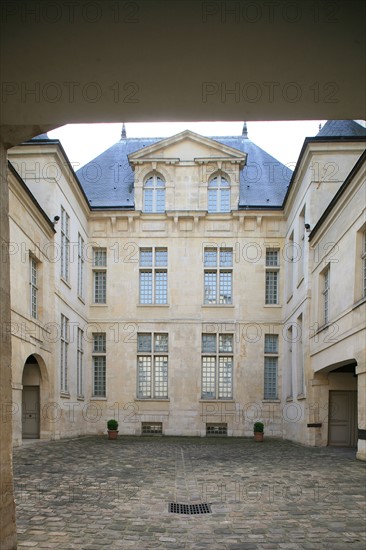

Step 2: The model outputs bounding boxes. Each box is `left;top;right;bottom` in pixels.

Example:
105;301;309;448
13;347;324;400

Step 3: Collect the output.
143;173;166;213
208;174;230;213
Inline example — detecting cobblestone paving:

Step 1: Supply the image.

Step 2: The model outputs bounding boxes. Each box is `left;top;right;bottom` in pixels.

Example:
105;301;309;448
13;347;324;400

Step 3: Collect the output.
13;437;366;549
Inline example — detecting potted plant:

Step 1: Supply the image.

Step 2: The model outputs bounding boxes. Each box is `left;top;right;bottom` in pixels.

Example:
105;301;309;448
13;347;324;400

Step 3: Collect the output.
107;419;119;440
253;421;264;442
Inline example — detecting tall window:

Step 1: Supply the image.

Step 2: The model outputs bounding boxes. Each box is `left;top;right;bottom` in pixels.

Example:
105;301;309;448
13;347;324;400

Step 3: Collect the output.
286;232;294;300
362;230;366;298
60;206;70;281
77;234;84;299
208;173;230;212
204;247;232;304
286;325;293;399
60;314;69;393
265;248;279;305
29;257;38;319
298;206;306;284
93;248;107;303
143;173;165;213
77;328;84;397
322;266;330;324
296;315;304;396
139;248;168;304
92;333;106;397
264;334;278;399
137;333;168;398
201;333;233;399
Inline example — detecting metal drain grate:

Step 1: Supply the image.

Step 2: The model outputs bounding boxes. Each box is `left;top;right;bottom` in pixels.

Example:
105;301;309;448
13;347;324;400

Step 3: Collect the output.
168;502;211;515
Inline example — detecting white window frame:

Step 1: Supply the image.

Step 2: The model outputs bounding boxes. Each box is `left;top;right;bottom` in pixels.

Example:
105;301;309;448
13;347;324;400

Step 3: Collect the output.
29;256;38;319
92;333;106;397
143;173;166;213
201;333;233;400
92;247;107;304
264;334;278;400
322;266;330;325
137;333;168;399
60;314;69;393
362;230;366;298
77;234;84;299
204;247;233;305
77;328;84;398
60;206;70;281
265;248;280;305
208;173;231;213
139;248;168;304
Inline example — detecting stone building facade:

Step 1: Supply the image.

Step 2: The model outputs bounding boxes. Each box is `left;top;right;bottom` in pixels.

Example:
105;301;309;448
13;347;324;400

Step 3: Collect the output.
7;121;366;459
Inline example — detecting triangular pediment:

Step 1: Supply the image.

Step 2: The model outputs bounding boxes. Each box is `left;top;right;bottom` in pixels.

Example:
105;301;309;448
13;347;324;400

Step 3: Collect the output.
128;130;246;164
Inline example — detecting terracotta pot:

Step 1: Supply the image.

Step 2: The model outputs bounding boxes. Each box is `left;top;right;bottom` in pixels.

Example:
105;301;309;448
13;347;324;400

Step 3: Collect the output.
108;430;119;440
254;432;264;442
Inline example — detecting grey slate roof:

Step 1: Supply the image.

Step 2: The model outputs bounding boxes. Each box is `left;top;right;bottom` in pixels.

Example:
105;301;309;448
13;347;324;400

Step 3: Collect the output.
317;120;366;137
30;133;50;140
76;134;293;209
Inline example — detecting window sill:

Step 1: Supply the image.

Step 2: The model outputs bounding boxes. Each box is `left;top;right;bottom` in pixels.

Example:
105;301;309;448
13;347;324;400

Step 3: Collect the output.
91;303;108;307
137;304;169;307
286;396;293;402
353;296;366;309
60;392;70;398
201;304;234;308
91;396;107;400
134;398;170;402
78;296;86;305
77;395;85;401
297;393;307;400
264;304;282;308
199;399;235;402
262;399;280;403
60;277;71;289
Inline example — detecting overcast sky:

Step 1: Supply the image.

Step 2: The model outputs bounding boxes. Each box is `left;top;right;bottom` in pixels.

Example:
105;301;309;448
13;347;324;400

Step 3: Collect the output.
48;120;329;170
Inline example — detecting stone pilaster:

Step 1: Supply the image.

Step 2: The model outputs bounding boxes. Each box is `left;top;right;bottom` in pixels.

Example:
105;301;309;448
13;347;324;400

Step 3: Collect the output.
0;141;17;549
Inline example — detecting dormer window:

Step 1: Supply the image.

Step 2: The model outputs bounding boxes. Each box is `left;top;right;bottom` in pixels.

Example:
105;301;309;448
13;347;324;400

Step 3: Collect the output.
143;173;165;213
208;173;230;213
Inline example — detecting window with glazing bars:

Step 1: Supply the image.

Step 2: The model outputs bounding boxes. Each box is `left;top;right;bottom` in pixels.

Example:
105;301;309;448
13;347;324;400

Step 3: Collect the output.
77;234;84;298
139;248;168;304
322;266;330;324
77;328;84;397
61;206;70;281
208;174;230;213
137;333;168;398
265;249;279;304
201;333;233;399
92;333;106;397
60;314;69;393
93;248;107;303
264;334;278;399
30;257;38;319
204;248;232;304
143;173;166;213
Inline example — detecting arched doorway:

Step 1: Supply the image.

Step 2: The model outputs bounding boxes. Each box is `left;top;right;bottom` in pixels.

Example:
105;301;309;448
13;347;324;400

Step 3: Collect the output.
327;361;358;447
22;355;41;439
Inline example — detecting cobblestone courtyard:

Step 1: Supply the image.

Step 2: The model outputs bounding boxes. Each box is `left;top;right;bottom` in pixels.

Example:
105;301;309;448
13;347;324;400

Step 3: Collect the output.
13;436;366;549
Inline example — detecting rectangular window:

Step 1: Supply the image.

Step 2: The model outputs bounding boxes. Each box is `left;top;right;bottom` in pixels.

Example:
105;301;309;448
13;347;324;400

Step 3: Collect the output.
264;334;278;399
139;248;168;304
322;266;330;324
92;333;106;397
137;333;168;398
298;206;306;284
61;206;70;281
265;248;279;305
60;314;69;393
77;234;84;298
93;247;107;303
201;333;233;399
204;247;232;304
77;328;84;397
30;257;38;319
296;315;304;396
